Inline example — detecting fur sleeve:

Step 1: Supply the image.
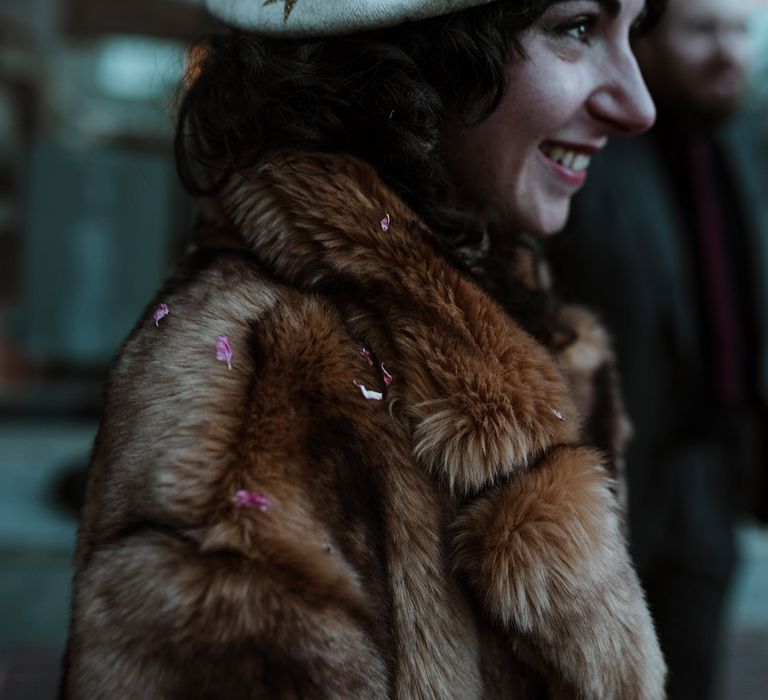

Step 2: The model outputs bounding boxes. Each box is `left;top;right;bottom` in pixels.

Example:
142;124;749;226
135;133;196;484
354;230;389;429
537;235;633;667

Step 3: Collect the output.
452;446;665;700
64;257;390;699
66;527;386;699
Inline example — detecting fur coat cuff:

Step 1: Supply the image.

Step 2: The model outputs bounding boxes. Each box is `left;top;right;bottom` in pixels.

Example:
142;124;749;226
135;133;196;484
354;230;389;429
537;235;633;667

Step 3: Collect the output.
453;446;666;699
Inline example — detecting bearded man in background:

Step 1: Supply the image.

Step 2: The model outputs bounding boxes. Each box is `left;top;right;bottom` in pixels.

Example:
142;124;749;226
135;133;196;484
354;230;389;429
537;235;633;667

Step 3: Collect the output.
549;1;768;698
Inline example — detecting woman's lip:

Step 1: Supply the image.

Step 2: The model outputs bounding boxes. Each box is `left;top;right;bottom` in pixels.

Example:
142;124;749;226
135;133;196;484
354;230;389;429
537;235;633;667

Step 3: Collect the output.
543;140;604;155
538;148;588;187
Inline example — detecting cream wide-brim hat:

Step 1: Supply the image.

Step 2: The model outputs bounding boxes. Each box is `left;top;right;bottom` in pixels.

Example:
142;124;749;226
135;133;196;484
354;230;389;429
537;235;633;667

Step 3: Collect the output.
205;0;499;37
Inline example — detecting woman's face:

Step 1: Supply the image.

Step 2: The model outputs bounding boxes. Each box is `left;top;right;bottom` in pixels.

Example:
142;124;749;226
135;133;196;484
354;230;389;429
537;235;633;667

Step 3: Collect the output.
445;0;656;236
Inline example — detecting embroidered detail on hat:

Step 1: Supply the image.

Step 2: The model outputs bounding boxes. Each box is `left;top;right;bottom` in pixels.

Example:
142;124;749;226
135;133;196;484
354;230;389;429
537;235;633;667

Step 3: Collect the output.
263;0;298;21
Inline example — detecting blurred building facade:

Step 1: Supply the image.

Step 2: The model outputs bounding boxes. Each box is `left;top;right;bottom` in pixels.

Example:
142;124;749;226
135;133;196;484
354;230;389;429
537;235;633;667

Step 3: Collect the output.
0;3;213;696
0;0;210;412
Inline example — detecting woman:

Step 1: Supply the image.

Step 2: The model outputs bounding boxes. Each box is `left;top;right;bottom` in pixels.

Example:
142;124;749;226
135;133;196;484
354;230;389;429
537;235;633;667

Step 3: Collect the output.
64;1;668;698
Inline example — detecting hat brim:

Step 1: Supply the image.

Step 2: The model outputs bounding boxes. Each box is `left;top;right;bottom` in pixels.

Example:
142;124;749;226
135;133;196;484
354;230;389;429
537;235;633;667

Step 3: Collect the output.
205;0;498;37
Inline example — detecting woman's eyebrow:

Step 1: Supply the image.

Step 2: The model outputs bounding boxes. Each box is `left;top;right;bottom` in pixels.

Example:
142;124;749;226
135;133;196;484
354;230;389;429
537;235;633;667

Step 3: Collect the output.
549;0;621;17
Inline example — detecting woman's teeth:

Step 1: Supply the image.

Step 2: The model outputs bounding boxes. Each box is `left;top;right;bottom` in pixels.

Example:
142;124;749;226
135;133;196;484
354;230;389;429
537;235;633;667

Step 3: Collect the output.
540;144;592;172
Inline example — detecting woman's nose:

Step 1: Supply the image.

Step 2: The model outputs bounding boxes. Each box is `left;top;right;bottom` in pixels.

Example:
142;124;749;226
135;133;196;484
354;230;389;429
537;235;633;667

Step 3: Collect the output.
588;51;656;134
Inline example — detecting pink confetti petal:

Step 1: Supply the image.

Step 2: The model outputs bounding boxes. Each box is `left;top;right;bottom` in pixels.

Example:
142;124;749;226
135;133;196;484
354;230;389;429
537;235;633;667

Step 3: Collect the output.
216;335;233;370
380;213;391;232
153;303;169;326
360;346;374;367
232;490;271;511
380;362;392;387
354;381;383;401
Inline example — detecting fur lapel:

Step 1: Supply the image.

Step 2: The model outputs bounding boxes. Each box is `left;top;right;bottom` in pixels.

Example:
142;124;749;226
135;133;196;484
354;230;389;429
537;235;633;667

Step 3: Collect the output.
222;151;580;495
64;152;661;699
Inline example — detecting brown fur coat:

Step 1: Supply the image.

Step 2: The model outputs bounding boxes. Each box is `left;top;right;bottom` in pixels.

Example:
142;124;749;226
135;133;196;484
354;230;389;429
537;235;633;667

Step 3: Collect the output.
64;152;665;699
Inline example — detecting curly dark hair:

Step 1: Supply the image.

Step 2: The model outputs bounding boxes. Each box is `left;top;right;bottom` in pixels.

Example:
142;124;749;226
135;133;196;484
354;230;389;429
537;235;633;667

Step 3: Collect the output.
177;0;665;234
175;0;667;340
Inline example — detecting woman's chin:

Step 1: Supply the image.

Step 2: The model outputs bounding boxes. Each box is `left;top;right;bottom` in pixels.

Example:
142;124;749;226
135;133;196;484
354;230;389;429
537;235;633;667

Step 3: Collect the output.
484;197;571;239
523;201;571;238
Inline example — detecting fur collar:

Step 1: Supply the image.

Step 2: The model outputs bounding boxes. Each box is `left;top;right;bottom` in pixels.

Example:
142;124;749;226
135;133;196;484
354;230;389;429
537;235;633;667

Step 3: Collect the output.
220;151;580;494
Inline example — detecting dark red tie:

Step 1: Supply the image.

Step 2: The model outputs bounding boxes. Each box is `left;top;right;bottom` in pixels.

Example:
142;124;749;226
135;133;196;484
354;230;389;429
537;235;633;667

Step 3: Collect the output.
687;135;744;407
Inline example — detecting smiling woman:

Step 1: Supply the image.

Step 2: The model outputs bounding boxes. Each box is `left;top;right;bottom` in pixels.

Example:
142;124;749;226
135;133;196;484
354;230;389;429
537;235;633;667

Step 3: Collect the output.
63;1;669;698
446;0;657;234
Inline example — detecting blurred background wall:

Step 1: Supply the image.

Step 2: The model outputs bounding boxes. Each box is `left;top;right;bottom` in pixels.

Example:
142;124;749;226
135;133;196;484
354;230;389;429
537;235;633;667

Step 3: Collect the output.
0;1;766;699
0;2;214;697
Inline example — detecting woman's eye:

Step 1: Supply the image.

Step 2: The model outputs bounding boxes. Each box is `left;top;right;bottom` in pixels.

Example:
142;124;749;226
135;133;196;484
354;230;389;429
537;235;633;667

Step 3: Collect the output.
559;17;595;43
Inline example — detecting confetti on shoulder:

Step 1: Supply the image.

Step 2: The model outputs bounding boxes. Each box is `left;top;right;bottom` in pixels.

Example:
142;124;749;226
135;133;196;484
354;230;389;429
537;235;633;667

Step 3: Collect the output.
153;303;169;326
354;381;383;401
381;363;392;387
216;335;233;370
360;346;374;367
232;490;271;511
380;213;391;232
